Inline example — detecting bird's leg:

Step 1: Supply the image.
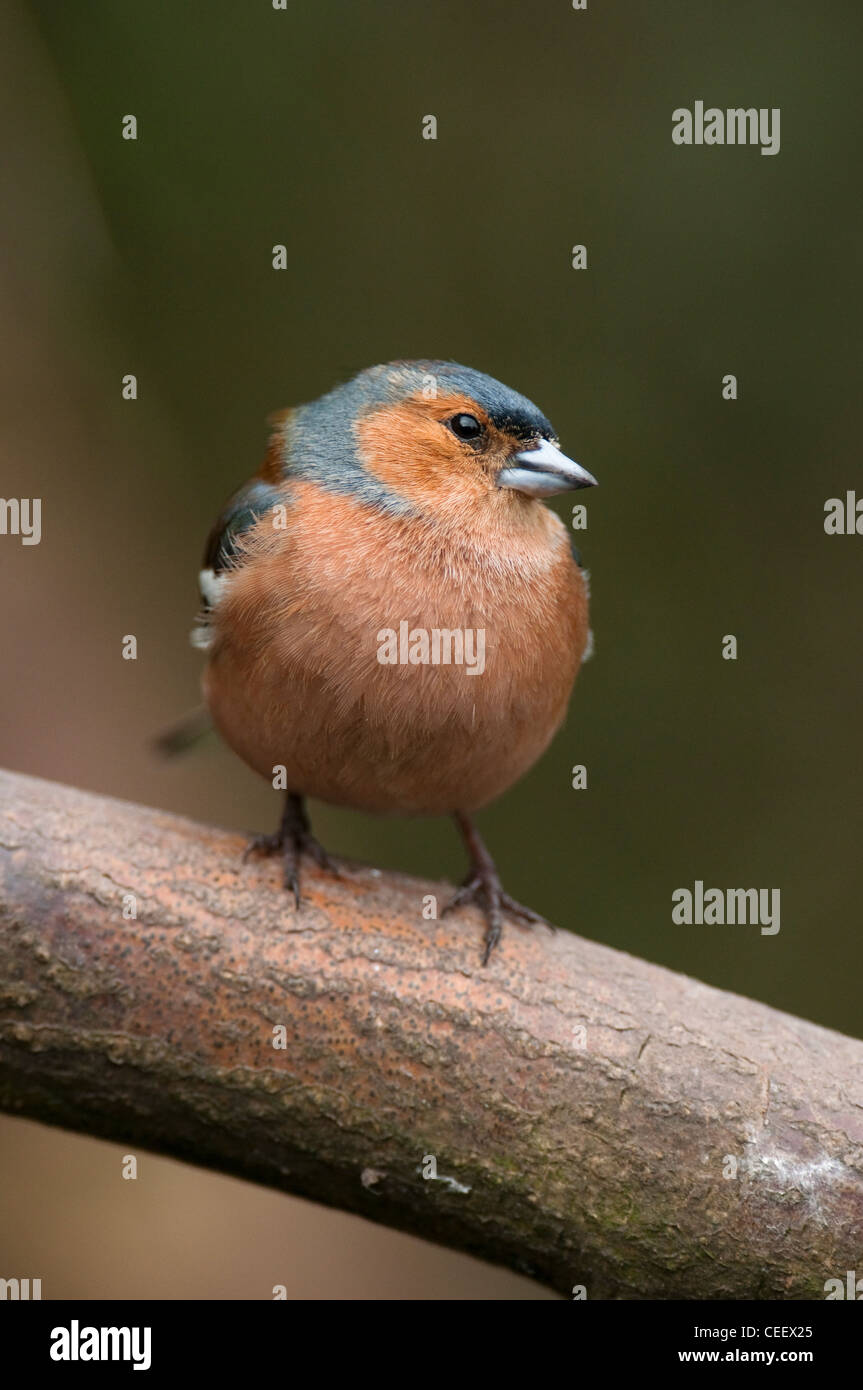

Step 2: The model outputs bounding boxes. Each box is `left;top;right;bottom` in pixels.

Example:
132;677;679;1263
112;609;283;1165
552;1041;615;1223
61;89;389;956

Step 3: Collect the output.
443;812;554;965
243;792;340;907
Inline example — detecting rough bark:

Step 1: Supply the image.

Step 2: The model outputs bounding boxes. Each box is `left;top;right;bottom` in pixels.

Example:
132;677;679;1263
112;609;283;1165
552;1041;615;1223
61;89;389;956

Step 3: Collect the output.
0;766;861;1299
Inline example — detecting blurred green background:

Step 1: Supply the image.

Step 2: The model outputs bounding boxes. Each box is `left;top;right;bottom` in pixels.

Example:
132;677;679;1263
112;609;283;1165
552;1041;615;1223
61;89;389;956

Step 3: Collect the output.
1;0;861;1298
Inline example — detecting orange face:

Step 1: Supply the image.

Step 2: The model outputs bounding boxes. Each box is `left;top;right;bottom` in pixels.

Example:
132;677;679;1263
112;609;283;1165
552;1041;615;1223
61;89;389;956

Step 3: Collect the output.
354;392;525;511
354;390;596;521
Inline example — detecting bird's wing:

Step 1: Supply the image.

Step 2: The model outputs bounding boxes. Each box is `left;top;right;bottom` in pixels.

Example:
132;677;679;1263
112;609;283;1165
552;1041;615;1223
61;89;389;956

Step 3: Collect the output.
202;477;285;580
191;477;285;649
193;407;296;646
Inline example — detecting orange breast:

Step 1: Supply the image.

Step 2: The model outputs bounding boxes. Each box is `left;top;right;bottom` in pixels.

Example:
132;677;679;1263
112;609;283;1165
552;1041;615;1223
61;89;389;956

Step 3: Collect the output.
203;481;589;815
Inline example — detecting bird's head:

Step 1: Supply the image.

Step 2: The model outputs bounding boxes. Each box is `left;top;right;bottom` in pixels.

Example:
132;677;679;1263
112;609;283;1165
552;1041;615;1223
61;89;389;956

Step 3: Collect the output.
286;360;597;522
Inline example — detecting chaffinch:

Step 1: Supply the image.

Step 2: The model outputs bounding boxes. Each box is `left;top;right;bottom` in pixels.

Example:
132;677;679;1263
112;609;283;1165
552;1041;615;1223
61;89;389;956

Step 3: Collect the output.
172;360;596;963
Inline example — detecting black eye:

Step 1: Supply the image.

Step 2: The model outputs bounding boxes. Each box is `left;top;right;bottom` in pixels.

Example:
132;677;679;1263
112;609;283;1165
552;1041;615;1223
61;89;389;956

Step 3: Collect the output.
448;413;484;441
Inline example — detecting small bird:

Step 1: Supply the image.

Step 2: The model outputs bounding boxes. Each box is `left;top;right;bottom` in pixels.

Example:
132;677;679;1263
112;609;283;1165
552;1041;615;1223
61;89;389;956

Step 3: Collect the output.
175;360;596;963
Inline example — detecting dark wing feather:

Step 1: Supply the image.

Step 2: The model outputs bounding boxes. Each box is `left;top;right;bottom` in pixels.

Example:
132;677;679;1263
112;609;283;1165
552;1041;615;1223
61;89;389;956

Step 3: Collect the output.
203;478;284;580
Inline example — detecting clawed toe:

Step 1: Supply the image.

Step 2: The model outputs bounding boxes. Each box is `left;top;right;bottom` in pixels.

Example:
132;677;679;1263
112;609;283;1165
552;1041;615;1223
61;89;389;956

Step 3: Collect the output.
499;892;556;933
242;793;339;908
441;873;481;917
443;866;549;966
300;833;341;877
444;813;554;964
243;832;283;863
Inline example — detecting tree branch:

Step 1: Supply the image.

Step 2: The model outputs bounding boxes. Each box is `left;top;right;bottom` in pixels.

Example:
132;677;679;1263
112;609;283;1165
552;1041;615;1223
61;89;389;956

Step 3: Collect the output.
0;766;860;1298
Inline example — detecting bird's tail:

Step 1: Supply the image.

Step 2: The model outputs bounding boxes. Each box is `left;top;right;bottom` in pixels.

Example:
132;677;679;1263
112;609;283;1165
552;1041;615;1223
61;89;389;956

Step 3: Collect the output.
152;705;214;758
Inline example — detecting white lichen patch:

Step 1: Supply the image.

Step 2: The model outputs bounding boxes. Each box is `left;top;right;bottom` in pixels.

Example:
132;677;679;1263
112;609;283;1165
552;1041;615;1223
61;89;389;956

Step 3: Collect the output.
743;1124;846;1220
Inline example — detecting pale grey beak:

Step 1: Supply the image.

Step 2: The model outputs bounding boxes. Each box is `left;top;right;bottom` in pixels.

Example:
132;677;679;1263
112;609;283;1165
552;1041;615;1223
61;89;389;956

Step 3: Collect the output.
497;438;597;498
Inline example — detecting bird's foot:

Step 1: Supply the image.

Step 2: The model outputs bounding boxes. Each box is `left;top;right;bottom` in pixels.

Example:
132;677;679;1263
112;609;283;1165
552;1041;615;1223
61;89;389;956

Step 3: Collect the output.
441;861;555;961
243;794;340;908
